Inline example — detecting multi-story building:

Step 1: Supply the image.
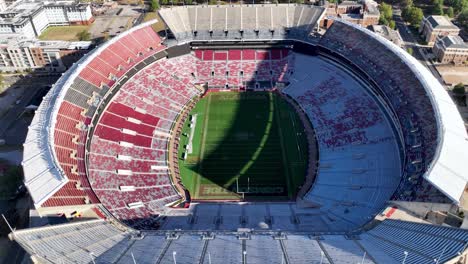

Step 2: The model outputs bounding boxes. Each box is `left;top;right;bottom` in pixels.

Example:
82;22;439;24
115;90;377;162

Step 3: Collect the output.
370;25;403;47
0;0;93;39
419;15;460;46
0;35;90;72
321;0;379;28
433;35;468;65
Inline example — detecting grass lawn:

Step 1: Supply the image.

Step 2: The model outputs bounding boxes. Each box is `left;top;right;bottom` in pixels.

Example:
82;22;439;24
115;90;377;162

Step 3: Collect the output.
143;12;166;32
38;25;91;41
178;92;308;200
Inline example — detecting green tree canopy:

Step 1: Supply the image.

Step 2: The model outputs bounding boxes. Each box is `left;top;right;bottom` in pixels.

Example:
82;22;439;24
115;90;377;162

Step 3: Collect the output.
379;16;389;25
389;20;396;29
447;6;454;17
457;8;468;31
432;2;444;15
150;0;159;11
76;30;91;41
403;0;413;8
407;47;414;55
403;6;424;26
453;83;466;95
380;2;393;21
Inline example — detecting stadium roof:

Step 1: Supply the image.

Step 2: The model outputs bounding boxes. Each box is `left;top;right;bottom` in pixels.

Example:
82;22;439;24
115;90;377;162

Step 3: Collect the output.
339;20;468;203
9;218;468;264
158;4;325;42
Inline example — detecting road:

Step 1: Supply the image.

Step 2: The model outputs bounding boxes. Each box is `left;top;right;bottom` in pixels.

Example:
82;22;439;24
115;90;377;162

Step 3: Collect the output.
0;75;58;138
393;8;446;86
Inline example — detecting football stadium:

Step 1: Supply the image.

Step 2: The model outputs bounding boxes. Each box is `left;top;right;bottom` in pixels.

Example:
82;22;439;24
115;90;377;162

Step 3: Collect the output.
11;4;468;264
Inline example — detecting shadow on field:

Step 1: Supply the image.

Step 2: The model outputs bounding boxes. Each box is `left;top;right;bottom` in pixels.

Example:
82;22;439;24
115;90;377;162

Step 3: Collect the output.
184;91;289;199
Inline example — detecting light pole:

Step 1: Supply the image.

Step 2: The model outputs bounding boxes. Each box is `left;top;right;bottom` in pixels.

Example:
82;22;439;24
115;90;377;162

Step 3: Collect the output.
173;251;177;264
360;252;366;264
88;252;96;264
243;250;247;264
402;251;408;264
208;252;212;264
320;251;324;264
131;252;137;264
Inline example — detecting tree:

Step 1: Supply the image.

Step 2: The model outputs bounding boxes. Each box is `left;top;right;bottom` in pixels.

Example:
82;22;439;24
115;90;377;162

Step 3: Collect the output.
403;6;424;26
0;74;3;89
380;3;393;21
209;0;216;4
457;8;468;31
379;16;389;25
161;0;168;5
150;0;159;11
403;0;413;8
76;30;91;41
407;47;413;55
452;0;468;12
432;2;444;15
186;0;192;4
453;83;466;95
447;6;454;17
389;20;396;29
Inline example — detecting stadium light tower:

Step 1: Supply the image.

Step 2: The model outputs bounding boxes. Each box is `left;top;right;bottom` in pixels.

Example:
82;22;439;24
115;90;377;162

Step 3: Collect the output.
173;251;177;264
435;244;448;264
88;252;96;264
402;251;408;264
243;251;247;264
360;252;366;264
320;251;324;264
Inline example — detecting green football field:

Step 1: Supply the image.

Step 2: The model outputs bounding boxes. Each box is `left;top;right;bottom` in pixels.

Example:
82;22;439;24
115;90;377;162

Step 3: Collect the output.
177;91;308;200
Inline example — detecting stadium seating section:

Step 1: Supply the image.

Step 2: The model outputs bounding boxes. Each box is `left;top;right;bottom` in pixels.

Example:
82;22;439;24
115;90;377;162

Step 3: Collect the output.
46;24;444;231
318;23;441;202
193;49;293;89
45;25;166;213
12;219;468;264
283;54;401;230
88;54;201;228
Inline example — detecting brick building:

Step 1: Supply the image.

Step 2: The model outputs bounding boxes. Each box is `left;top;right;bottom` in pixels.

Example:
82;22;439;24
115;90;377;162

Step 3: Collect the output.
0;36;90;72
419;15;460;46
321;0;379;28
433;35;468;65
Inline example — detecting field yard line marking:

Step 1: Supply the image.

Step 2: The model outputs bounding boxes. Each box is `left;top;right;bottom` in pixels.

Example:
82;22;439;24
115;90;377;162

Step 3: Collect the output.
274;93;293;198
225;93;275;188
195;94;212;198
290;111;302;163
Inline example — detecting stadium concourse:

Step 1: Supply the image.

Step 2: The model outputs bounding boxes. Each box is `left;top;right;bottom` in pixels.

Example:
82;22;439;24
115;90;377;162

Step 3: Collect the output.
13;4;468;264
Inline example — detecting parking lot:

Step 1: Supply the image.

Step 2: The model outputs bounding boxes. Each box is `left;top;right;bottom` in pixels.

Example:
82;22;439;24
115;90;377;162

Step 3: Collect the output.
89;4;144;39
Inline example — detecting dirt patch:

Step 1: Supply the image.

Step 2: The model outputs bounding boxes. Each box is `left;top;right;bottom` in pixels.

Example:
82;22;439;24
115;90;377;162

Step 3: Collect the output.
436;65;468;86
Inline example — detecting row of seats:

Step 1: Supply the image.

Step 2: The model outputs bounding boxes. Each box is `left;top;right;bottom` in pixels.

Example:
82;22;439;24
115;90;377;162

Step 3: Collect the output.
79;27;164;88
12;218;468;264
283;53;401;231
45;25;165;209
87;55;202;229
192;49;294;88
319;22;440;203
